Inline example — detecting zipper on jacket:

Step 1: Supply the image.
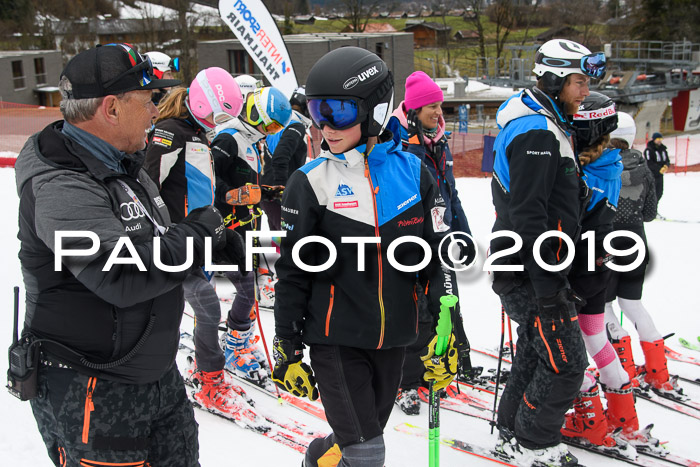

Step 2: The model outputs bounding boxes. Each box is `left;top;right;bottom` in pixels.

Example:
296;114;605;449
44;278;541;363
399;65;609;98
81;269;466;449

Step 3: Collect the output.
82;377;97;444
325;284;335;337
364;157;386;349
556;219;563;261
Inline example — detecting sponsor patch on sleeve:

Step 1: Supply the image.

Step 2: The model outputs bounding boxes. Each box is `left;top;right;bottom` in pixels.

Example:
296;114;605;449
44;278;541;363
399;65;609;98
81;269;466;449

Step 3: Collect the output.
152;136;172;147
431;206;449;232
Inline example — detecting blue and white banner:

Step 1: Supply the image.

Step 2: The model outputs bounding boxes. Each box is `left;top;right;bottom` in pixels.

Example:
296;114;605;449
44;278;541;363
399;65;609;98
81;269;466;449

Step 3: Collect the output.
219;0;298;97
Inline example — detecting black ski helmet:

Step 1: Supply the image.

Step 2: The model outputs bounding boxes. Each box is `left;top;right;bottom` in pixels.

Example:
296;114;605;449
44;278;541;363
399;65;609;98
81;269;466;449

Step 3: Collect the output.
572;91;618;149
289;86;309;117
305;47;394;138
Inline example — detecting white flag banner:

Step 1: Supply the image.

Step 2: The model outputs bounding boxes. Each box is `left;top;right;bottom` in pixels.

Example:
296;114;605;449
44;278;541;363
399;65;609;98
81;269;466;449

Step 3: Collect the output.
219;0;298;97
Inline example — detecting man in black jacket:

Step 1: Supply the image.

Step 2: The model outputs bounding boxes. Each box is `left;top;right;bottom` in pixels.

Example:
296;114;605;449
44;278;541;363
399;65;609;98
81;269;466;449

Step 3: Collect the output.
14;44;244;467
643;132;670;202
489;39;605;466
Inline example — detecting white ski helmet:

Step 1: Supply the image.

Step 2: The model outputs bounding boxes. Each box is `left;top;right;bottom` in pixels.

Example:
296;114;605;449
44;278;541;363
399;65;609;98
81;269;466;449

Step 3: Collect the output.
144;51;180;79
533;39;607;97
234;74;261;98
610;111;636;148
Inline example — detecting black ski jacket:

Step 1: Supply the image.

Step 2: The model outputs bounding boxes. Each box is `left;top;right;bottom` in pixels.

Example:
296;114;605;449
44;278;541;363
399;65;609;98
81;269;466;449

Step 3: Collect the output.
15;121;209;383
643;140;670;176
490;88;589;298
274;128;456;349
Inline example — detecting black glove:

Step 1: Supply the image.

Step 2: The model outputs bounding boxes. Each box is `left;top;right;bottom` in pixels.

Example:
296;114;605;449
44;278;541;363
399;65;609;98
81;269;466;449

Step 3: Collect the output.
213;228;247;274
536;289;586;327
261;185;285;202
271;335;319;401
406;109;425;146
180;205;226;249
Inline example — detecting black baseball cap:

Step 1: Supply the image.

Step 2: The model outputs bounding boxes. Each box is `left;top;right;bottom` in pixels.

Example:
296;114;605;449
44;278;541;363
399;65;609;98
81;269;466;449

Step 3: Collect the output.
61;43;181;99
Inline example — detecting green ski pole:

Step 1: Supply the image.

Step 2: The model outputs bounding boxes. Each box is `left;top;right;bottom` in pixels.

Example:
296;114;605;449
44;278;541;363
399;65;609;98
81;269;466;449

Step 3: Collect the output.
429;294;459;467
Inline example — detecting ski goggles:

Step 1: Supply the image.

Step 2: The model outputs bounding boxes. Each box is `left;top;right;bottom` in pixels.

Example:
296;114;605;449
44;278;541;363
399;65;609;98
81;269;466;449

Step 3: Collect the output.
580;52;607;79
153;57;181;79
308;98;365;130
246;94;285;134
103;43;155;88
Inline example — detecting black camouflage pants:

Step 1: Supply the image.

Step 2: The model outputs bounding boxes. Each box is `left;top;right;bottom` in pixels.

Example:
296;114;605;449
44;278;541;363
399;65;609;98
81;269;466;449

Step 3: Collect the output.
496;283;588;449
30;363;199;466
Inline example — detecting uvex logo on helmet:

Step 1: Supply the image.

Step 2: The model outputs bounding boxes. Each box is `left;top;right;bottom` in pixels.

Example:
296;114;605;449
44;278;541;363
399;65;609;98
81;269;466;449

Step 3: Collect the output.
343;64;382;90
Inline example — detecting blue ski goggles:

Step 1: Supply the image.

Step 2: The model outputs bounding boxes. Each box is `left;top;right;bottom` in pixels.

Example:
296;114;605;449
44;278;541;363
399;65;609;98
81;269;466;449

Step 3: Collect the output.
581;52;607;79
308;98;365;130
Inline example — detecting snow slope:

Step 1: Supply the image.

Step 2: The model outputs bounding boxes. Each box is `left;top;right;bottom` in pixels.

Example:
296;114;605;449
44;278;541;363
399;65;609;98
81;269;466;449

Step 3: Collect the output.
1;165;698;466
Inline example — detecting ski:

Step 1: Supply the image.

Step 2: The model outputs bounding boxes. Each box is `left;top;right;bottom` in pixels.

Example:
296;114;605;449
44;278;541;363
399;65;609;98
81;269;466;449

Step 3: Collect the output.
415;386;495;419
179;331;327;422
394;422;519;467
655;214;700;224
665;345;700;367
412;385;699;467
678;337;700;353
178;351;327;452
472;347;513;364
677;375;700;387
634;385;700;421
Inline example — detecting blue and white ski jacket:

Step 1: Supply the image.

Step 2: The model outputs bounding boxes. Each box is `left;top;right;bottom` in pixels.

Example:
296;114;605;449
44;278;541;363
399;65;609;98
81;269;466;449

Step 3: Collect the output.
144;117;214;223
490;88;588;298
274;130;455;349
571;148;623;276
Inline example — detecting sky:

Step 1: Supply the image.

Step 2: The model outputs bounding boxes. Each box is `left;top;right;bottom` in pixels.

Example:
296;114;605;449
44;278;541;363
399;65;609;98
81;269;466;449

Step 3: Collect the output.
0;165;698;466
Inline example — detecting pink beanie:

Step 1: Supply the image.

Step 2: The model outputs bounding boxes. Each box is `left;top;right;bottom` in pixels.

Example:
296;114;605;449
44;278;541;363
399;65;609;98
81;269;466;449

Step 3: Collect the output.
404;71;443;110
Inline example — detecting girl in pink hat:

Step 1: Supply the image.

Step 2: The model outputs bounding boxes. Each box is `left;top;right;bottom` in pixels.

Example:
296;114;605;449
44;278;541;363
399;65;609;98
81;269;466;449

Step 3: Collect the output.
389;70;475;415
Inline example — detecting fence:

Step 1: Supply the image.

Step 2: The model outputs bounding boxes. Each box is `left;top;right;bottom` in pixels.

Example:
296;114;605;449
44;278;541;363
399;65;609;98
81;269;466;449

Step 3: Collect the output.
2;101;698;175
0;101;62;157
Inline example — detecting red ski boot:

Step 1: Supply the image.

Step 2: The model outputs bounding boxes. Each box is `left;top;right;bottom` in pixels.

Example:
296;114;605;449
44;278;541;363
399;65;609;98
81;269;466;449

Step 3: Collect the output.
640;339;670;389
603;383;639;435
561;384;615;446
611;336;639;387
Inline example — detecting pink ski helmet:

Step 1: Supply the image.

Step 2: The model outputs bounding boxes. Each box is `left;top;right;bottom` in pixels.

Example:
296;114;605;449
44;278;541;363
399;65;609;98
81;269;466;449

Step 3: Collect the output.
188;67;243;129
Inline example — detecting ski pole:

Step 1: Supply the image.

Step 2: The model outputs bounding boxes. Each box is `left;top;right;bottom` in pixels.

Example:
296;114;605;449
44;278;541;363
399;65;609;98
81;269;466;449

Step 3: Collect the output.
507;316;514;357
429;294;459;467
491;306;506;435
251;236;281;400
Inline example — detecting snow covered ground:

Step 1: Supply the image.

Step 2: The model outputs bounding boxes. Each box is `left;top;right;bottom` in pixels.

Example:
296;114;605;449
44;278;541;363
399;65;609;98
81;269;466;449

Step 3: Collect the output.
1;165;699;466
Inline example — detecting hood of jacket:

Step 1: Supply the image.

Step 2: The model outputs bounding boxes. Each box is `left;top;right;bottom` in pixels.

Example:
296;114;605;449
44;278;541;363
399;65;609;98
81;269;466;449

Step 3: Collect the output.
620;148;648;187
213;116;266;144
584;148;623;182
291;110;313;130
496;87;573;136
391;100;446;145
317;128;399;169
16;121;144;195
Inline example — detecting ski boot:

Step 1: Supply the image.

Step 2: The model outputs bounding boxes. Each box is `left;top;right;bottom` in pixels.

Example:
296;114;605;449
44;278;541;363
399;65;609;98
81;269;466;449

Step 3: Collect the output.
604;382;664;455
494;427;579;467
257;272;277;309
396;388;421;416
610;336;639;387
561;384;616;446
640;339;687;399
246;320;270;370
603;383;639;435
191;369;250;416
224;327;264;382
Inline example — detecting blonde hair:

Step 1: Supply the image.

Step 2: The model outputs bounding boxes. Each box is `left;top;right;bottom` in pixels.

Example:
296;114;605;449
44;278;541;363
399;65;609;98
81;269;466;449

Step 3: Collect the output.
156;87;189;123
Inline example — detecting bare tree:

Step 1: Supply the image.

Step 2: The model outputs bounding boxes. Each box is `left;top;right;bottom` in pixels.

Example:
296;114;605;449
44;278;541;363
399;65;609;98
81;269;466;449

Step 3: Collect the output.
458;0;486;60
489;0;515;60
341;0;385;32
